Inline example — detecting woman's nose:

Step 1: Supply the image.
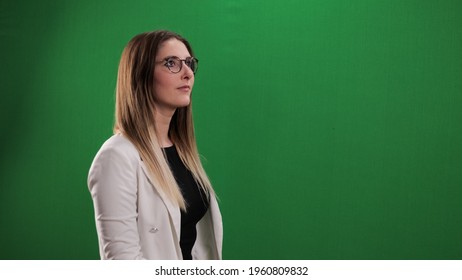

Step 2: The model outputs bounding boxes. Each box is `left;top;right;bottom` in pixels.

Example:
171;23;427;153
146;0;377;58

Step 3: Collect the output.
181;62;194;79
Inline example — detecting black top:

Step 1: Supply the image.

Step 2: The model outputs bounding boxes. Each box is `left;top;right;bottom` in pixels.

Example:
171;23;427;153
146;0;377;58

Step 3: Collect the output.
163;146;209;260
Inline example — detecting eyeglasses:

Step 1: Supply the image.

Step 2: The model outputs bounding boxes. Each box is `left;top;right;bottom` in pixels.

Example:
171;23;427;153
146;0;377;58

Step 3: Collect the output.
158;56;199;74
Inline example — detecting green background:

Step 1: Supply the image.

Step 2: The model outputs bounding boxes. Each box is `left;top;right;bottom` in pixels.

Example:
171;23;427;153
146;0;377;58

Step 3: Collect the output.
1;0;461;259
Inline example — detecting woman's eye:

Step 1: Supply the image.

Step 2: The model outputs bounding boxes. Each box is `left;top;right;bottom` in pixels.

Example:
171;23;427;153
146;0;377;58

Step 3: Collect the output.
165;58;177;67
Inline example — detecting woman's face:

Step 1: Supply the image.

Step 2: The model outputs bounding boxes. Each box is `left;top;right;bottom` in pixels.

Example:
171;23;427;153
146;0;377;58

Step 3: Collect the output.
153;38;195;114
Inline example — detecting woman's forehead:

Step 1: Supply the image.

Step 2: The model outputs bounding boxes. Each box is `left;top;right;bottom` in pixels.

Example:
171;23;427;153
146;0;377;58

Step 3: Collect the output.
157;38;191;59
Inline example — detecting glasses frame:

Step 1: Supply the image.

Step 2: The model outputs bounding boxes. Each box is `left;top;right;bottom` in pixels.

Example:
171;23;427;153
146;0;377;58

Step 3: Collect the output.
157;56;199;74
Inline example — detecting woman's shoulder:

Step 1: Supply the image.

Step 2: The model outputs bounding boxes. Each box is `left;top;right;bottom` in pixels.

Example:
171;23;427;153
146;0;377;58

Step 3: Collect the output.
101;133;137;151
93;133;140;164
88;134;141;201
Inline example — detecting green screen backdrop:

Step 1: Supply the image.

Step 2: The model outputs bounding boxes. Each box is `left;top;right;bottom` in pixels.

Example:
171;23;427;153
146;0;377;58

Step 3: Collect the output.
1;0;461;259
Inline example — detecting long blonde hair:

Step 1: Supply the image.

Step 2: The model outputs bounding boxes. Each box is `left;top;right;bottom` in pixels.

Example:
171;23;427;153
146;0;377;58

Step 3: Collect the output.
114;30;213;210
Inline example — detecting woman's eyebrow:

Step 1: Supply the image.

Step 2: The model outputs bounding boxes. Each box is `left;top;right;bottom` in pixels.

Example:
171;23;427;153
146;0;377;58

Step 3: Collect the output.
160;55;179;60
161;55;193;60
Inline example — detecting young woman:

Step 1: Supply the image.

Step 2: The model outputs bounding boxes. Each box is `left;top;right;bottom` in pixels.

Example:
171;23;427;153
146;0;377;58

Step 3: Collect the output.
88;30;222;260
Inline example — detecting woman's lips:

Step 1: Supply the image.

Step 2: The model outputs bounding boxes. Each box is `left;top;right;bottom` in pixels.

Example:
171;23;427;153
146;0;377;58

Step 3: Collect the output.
177;85;191;91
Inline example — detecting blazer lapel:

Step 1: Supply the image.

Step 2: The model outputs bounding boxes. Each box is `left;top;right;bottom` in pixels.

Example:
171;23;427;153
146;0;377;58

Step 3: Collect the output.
209;195;223;258
139;161;181;243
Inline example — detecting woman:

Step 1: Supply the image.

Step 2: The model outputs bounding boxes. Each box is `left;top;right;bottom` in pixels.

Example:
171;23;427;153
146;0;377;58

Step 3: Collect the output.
88;30;222;260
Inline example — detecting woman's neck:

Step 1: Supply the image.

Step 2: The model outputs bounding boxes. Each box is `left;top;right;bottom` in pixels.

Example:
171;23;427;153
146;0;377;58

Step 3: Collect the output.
154;107;175;148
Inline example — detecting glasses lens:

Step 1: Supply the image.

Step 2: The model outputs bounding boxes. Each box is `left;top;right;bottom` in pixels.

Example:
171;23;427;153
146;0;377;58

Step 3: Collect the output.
185;57;198;73
165;57;181;73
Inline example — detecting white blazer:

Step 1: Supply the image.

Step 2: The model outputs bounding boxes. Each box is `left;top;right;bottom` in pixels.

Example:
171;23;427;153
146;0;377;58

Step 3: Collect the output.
88;134;223;260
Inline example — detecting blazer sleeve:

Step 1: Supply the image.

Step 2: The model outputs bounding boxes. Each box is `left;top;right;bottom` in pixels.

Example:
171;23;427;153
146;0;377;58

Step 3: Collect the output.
88;141;145;260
